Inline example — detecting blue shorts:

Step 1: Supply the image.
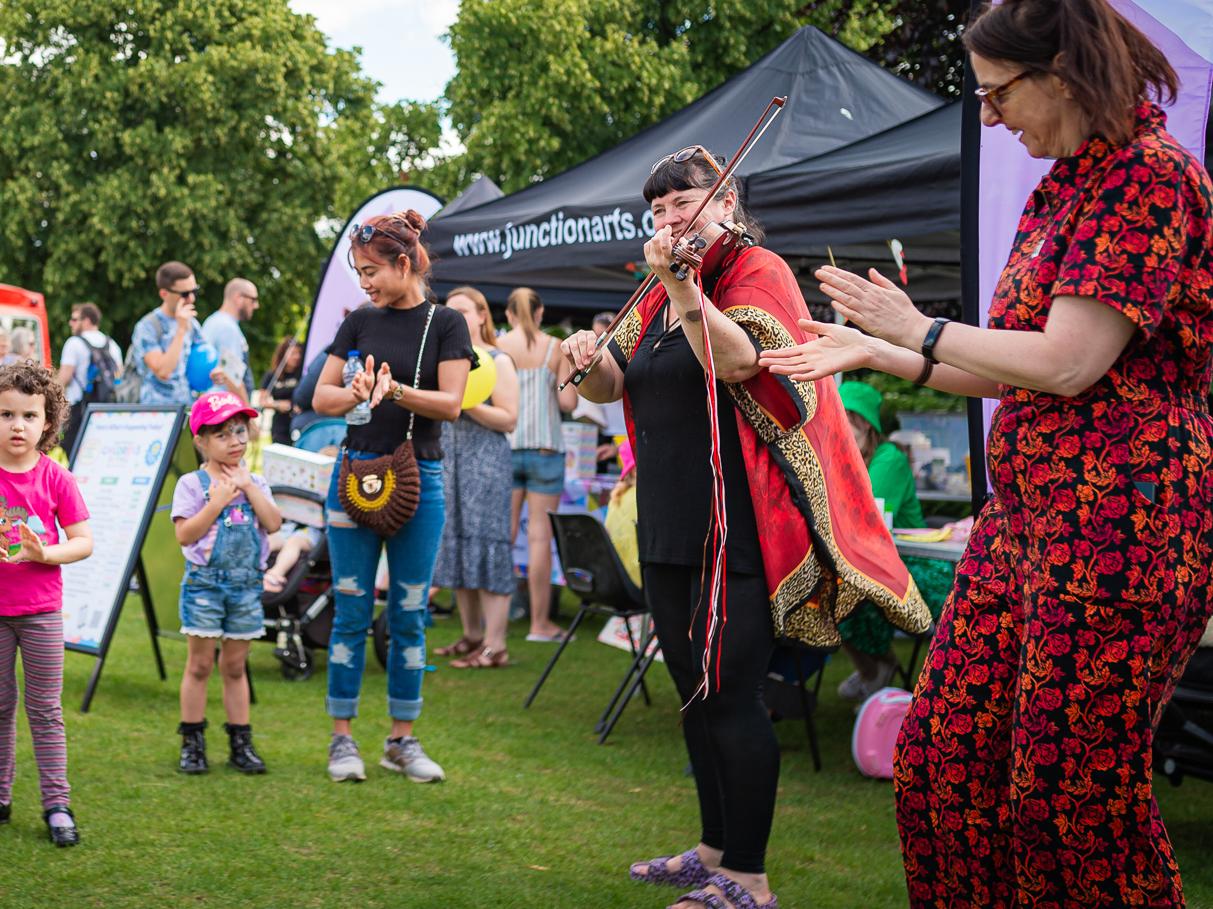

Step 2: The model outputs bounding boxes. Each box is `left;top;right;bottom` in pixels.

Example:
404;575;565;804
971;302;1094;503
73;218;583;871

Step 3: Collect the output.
179;566;265;640
511;449;565;495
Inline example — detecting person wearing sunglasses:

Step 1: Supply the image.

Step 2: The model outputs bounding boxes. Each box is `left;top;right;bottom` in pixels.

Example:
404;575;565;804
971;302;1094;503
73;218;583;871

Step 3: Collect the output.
561;145;926;909
129;260;204;405
759;1;1213;906
312;210;473;785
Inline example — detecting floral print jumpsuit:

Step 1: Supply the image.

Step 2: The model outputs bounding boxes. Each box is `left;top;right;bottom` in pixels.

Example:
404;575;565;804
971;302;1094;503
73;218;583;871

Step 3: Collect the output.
895;103;1213;907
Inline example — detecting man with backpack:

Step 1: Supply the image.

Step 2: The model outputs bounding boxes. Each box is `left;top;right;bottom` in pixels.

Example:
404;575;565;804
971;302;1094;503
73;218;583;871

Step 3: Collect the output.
57;302;123;454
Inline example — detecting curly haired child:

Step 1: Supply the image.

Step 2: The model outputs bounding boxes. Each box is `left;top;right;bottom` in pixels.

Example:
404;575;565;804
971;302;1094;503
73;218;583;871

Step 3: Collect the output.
0;363;92;846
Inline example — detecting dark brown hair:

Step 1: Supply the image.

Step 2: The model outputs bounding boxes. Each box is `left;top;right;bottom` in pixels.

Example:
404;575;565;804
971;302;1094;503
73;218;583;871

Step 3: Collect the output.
349;210;432;283
0;362;68;452
156;261;194;291
964;0;1178;145
72;302;102;327
642;149;765;245
506;287;543;349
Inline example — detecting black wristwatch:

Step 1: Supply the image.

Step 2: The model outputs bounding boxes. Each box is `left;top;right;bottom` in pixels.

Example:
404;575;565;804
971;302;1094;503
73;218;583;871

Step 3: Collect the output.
921;317;951;364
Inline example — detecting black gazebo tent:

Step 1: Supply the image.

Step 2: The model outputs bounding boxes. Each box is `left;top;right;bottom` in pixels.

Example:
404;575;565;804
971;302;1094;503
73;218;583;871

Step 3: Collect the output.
426;26;944;311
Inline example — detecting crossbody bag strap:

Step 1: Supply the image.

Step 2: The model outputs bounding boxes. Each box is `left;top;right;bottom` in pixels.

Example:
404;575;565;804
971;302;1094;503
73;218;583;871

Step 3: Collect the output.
405;303;437;441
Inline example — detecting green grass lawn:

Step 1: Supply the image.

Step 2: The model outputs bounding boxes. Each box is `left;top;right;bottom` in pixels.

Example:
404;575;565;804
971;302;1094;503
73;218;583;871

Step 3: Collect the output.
2;596;1211;909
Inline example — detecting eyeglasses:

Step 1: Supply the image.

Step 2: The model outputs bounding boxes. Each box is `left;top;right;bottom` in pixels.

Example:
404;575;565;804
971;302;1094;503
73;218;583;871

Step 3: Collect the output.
974;71;1034;118
172;287;201;299
349;223;409;246
650;145;725;177
243;294;259;303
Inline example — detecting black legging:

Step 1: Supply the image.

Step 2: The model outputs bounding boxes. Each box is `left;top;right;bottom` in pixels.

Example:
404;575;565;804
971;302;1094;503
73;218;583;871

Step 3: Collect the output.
643;563;779;875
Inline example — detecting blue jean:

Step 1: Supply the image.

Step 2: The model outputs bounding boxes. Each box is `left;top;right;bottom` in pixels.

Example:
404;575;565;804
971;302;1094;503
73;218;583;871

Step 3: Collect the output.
325;452;445;721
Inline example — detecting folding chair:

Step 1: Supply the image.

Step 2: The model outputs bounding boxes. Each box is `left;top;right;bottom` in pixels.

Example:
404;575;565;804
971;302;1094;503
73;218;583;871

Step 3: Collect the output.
523;513;652;737
765;640;836;771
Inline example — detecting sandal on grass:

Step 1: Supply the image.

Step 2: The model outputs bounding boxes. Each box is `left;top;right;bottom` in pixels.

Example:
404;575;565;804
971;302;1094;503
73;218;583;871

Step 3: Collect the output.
671;873;779;909
434;635;483;657
630;848;712;889
450;646;509;669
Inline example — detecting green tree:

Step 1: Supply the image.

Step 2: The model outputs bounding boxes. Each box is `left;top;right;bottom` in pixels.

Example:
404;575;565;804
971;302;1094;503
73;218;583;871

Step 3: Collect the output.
0;0;438;366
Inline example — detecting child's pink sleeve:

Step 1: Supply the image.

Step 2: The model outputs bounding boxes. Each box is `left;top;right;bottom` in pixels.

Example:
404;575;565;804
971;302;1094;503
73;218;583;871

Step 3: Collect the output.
55;466;89;527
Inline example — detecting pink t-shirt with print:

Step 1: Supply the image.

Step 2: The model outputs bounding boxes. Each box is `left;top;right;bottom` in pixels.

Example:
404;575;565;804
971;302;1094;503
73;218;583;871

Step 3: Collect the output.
0;455;90;616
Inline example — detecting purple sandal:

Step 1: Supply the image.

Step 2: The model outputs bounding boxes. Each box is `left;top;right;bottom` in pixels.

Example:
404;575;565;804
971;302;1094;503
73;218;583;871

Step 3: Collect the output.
671;872;780;909
629;848;712;888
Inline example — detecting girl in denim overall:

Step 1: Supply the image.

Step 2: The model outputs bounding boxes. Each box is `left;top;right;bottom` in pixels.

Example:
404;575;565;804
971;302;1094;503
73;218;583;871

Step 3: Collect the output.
171;393;281;774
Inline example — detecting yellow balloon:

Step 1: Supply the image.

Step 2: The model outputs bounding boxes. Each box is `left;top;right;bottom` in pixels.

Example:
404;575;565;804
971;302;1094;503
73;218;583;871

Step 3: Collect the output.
462;346;497;409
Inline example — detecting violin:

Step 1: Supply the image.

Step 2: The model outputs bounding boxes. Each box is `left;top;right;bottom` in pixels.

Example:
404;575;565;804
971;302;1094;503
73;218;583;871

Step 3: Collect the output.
559;96;786;391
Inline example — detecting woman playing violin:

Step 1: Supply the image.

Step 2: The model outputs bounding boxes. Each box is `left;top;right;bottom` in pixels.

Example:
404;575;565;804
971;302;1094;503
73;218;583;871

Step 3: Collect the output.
563;146;927;909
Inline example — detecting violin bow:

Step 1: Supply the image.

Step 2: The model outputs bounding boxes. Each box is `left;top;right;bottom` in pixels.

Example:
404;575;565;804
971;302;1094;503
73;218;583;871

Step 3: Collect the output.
558;95;787;391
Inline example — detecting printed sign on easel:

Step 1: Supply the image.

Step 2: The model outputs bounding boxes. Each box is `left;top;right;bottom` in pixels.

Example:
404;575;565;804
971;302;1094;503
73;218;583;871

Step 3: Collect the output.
61;405;186;711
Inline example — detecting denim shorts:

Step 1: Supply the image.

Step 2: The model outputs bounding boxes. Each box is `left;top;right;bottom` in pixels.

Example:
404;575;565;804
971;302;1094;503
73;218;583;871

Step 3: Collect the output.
511;449;565;495
179;566;265;640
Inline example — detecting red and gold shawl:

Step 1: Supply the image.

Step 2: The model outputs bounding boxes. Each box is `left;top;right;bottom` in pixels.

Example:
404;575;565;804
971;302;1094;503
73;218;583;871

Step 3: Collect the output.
613;246;930;646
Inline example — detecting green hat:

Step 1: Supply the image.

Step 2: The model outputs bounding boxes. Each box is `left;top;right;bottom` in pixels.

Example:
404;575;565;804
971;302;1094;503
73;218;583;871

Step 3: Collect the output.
838;381;883;435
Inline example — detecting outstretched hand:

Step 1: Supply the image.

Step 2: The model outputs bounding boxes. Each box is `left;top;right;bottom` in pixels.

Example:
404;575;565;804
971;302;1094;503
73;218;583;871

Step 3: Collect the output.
815;266;929;349
758;318;874;382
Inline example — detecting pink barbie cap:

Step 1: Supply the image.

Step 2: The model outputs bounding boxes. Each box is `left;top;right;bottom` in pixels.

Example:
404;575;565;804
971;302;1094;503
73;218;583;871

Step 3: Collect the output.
189;391;259;435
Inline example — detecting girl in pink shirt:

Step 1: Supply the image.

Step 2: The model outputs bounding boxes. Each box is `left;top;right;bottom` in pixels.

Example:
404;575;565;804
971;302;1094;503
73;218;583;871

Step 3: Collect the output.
0;364;92;847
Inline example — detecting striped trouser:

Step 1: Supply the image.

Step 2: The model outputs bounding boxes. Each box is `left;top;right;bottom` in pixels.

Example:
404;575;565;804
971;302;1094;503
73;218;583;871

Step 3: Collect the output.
0;612;70;810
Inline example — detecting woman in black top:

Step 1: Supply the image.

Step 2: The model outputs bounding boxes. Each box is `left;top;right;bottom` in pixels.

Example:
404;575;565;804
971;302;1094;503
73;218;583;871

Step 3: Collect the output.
313;210;472;784
258;336;302;446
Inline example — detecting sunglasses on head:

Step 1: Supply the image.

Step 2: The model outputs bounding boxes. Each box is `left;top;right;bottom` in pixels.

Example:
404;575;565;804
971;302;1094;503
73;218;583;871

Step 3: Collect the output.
349;223;410;246
650;145;725;177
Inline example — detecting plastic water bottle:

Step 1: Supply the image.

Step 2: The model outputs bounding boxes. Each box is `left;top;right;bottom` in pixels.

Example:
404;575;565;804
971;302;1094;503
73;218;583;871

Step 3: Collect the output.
343;350;372;425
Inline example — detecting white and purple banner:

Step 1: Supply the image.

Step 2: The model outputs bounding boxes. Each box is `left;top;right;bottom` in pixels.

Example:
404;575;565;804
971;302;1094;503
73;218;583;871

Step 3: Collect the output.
303;187;444;368
972;0;1213;493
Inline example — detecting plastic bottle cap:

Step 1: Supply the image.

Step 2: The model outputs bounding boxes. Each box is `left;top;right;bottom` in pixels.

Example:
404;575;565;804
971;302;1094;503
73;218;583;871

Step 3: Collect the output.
348;349;360;358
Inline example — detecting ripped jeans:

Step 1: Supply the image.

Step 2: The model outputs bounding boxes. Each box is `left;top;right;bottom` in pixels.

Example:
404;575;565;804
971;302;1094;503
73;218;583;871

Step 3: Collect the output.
324;453;445;722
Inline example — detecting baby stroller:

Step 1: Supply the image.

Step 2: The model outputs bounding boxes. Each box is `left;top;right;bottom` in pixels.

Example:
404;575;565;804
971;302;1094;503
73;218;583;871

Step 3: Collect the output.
261;487;335;680
260;484;392;680
1154;644;1213;786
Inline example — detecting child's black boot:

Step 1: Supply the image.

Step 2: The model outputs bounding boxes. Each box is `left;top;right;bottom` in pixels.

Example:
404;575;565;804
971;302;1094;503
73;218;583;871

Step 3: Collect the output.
224;722;267;774
177;719;209;774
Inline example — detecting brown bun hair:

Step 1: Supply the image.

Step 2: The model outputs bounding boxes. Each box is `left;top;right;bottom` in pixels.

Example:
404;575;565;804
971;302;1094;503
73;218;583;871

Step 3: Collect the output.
349;209;432;282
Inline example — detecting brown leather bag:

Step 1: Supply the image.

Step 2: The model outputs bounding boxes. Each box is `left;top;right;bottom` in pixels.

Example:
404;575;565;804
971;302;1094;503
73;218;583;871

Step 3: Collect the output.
336;304;435;537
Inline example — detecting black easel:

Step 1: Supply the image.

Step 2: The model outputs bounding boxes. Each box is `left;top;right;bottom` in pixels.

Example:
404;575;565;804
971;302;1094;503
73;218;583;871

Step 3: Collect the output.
81;556;167;712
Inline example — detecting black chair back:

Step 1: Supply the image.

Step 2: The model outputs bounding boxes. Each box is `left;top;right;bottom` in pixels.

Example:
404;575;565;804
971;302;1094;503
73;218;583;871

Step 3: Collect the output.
548;512;644;613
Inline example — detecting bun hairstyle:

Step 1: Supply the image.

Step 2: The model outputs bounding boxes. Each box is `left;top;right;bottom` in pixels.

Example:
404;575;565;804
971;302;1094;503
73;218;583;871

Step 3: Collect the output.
349;209;432;282
643;149;765;245
964;0;1178;146
506;287;543;349
446;285;497;347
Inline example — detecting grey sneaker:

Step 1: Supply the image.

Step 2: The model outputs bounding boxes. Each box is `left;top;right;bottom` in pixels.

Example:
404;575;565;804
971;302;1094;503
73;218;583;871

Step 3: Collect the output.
380;736;445;782
327;734;366;782
837;670;866;701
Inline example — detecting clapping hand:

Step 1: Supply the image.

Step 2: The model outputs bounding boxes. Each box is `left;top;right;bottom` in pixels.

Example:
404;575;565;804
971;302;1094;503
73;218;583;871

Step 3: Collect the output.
208;474;240;509
370;361;395;407
0;523;46;564
758;319;875;382
348;354;376;404
814;266;929;349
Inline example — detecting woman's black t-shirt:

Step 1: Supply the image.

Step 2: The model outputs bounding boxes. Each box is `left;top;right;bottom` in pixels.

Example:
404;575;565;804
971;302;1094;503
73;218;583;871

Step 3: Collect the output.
329;303;474;459
260;367;301;446
611;305;763;574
